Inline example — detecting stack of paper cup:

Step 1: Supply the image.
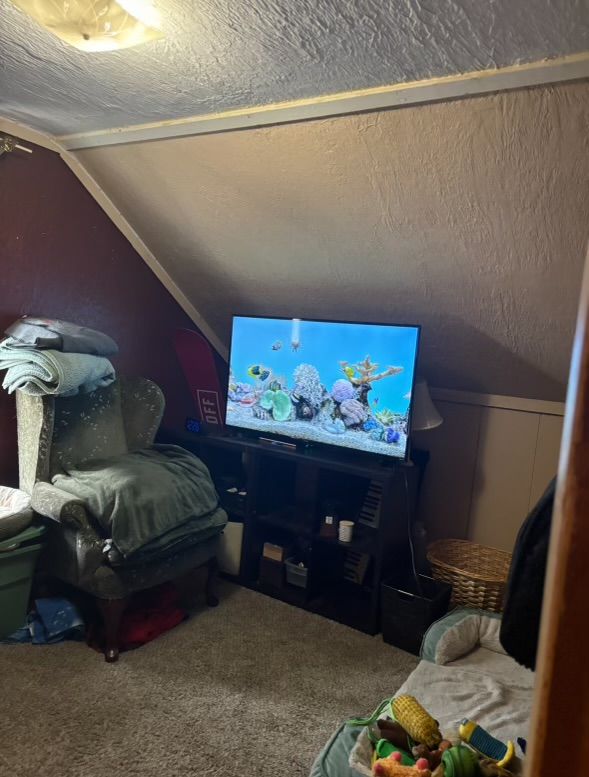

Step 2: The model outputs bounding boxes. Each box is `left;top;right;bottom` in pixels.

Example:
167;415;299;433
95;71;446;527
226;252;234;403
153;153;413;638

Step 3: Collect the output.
338;520;354;543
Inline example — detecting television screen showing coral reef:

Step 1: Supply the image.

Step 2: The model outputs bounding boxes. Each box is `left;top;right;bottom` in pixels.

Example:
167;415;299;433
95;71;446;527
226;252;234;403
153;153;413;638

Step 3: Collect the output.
226;316;420;459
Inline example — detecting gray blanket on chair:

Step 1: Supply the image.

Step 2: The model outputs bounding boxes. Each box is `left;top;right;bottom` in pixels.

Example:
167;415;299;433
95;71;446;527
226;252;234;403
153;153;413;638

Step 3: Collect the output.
52;444;224;558
0;339;115;396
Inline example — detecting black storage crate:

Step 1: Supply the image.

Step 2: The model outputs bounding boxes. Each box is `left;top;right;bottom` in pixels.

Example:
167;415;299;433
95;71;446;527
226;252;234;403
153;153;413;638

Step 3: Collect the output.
259;556;284;588
381;574;452;655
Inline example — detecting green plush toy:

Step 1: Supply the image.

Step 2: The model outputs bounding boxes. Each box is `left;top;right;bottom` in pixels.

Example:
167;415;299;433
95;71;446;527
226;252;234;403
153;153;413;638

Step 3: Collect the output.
431;746;479;777
375;739;415;767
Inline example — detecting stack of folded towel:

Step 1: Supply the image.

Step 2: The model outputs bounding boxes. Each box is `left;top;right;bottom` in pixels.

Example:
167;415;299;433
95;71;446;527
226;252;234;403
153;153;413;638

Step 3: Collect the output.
0;316;118;396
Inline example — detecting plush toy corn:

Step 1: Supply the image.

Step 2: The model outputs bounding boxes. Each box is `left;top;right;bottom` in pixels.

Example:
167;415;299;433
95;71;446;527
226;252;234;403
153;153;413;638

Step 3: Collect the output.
391;696;442;749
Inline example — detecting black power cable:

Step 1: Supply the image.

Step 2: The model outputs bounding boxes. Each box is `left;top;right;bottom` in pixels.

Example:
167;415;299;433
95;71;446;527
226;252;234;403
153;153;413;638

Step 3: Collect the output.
403;467;423;596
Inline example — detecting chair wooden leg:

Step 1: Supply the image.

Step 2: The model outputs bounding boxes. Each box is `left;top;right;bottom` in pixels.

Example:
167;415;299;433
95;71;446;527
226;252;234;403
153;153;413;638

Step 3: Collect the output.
205;556;219;607
97;597;127;663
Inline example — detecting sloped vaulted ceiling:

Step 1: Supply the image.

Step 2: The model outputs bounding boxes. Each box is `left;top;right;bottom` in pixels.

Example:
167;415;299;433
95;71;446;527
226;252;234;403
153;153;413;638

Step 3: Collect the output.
1;0;588;134
1;1;589;401
77;81;589;401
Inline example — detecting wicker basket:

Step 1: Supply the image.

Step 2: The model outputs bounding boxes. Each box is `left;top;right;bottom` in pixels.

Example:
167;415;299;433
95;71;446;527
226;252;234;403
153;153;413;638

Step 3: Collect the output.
426;539;512;613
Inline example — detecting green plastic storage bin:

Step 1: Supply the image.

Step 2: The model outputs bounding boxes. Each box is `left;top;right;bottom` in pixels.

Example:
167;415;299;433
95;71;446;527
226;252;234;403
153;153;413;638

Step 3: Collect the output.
0;524;46;639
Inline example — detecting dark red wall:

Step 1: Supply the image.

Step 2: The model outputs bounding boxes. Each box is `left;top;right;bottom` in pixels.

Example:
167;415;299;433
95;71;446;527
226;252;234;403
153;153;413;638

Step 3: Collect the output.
0;143;204;486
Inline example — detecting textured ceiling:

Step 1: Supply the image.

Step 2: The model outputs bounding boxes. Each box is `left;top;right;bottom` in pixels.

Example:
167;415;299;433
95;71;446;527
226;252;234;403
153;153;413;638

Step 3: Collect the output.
75;81;589;401
1;0;589;135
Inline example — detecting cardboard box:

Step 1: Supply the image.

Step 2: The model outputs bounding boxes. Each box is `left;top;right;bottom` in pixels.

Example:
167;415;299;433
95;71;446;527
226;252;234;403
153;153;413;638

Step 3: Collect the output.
263;542;288;562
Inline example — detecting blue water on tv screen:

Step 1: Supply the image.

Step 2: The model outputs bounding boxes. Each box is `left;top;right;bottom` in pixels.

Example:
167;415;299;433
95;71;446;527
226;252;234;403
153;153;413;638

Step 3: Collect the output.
226;317;420;459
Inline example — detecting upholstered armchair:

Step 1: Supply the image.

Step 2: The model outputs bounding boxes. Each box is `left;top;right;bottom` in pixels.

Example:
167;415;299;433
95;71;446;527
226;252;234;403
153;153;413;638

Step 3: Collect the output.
16;377;225;662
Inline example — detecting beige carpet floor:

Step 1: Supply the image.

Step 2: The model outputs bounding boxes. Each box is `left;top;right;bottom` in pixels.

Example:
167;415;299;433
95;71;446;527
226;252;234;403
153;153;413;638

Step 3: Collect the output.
0;582;417;777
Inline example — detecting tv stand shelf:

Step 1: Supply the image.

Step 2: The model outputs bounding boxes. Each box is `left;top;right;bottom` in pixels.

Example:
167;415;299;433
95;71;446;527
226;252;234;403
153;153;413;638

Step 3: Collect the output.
185;432;404;479
161;431;421;635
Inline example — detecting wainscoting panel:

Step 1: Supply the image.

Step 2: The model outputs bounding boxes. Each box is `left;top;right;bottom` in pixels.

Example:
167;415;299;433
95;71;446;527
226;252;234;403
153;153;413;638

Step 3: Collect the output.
529;414;564;509
415;390;564;553
413;401;481;541
467;407;539;550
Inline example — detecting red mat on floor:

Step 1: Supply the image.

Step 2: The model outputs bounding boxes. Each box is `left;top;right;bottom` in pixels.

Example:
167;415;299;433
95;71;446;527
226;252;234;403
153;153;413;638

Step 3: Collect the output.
89;582;187;653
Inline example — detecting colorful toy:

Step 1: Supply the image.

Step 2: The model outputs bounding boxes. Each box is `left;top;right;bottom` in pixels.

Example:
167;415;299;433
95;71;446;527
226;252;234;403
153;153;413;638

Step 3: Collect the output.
375;739;415;766
478;758;517;777
411;741;452;770
391;696;442;749
351;696;524;777
373;751;432;776
377;719;414;751
432;747;480;777
459;720;515;768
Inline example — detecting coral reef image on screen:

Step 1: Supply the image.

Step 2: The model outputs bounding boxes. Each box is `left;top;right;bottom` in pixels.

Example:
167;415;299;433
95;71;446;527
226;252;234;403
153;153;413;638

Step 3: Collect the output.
227;317;420;459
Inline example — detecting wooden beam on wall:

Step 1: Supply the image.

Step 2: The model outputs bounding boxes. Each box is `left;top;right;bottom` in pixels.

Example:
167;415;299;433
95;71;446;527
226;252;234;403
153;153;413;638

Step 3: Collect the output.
430;388;565;416
57;52;589;150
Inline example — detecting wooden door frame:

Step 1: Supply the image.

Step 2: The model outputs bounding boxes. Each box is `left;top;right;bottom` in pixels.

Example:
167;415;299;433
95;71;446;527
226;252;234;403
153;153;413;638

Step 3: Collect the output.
526;248;589;774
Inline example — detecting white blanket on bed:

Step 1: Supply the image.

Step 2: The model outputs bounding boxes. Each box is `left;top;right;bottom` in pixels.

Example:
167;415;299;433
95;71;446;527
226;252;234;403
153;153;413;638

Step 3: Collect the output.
395;651;533;743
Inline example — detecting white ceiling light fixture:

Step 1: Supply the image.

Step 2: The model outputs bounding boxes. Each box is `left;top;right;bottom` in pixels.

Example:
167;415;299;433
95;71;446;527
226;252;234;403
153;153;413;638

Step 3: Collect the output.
10;0;164;52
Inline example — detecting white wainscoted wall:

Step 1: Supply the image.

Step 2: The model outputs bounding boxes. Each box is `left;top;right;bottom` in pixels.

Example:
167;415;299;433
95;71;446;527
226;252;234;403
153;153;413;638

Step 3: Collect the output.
412;389;564;552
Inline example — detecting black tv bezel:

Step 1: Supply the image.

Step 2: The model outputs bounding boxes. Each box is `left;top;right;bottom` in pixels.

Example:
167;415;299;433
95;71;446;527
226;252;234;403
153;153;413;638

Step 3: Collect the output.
225;314;422;462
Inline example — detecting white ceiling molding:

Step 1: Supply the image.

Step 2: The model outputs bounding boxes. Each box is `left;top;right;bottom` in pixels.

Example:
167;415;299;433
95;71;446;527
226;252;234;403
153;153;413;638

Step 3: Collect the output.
1;116;229;360
58;52;589;150
0;117;61;152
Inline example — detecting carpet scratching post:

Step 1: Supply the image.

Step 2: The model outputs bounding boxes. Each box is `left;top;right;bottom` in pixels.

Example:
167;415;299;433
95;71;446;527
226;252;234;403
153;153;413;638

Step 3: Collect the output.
206;556;219;607
97;597;127;663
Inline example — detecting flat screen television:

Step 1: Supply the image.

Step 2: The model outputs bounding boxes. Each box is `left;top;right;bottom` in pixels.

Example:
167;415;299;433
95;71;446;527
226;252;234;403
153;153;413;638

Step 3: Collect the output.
226;316;420;460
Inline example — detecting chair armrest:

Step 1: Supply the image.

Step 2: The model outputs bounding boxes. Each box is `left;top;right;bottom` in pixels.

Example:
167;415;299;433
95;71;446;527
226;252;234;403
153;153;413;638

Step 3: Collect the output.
31;482;90;528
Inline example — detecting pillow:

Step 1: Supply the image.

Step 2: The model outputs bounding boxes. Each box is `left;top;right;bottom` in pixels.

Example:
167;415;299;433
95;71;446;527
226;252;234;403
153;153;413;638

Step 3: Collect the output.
421;608;503;665
479;614;506;654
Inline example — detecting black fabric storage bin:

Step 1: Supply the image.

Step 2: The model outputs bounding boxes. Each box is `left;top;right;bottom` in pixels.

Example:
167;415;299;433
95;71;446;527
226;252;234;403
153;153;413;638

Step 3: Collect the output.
381;574;452;655
259;556;284;588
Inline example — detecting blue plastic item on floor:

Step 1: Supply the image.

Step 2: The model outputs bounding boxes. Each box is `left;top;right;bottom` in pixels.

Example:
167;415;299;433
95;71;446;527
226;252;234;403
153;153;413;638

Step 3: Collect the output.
1;597;84;644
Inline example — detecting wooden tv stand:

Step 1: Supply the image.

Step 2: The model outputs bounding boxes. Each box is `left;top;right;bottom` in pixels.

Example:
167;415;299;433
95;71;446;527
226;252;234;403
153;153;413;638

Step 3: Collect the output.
162;431;421;635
